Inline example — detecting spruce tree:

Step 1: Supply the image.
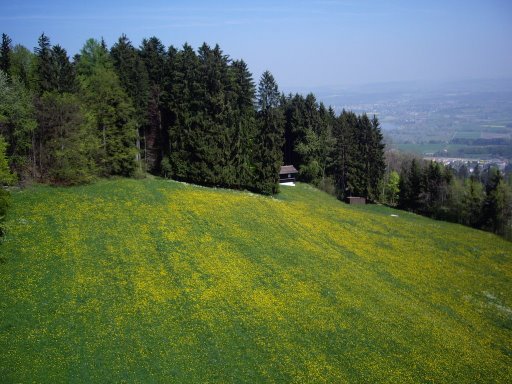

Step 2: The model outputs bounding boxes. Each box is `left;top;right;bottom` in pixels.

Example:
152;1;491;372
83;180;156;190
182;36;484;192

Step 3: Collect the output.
254;70;284;194
368;115;385;200
333;110;357;198
139;37;167;172
167;43;200;180
34;33;56;94
51;45;76;93
111;35;149;171
229;59;256;188
0;33;12;75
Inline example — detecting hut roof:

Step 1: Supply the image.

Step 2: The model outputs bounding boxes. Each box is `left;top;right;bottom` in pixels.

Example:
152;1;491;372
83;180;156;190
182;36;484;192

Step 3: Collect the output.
279;165;298;175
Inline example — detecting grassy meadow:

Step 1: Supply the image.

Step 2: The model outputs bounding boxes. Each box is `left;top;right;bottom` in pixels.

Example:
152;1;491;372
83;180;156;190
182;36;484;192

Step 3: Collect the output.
1;178;511;383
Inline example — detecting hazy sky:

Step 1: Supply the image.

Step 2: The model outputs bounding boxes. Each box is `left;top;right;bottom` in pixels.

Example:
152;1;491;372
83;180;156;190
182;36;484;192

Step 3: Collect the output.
2;0;512;89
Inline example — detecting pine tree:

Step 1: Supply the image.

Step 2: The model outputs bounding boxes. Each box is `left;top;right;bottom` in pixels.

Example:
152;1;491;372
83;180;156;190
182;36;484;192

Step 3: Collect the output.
254;70;284;194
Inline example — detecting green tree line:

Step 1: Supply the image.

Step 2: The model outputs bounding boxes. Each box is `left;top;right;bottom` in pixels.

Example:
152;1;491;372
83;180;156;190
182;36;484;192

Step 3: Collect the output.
379;152;512;240
0;32;386;199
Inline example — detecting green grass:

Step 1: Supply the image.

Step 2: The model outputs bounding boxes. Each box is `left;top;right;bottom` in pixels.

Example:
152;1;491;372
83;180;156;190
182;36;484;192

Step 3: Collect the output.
1;178;511;383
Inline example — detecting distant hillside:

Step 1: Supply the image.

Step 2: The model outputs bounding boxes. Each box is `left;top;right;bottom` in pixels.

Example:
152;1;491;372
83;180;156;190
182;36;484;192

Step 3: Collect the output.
1;179;511;382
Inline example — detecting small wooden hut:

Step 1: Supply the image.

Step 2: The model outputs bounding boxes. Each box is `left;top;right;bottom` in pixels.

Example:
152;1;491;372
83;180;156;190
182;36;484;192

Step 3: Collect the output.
345;196;366;205
279;165;298;183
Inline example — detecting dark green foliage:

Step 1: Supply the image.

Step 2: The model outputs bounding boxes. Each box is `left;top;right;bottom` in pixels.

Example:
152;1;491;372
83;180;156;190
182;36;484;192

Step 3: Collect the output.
166;43;201;179
281;94;337;189
332;110;355;198
327;111;385;200
110;34;149;172
8;44;34;88
164;44;260;191
0;187;8;237
139;37;167;171
395;156;512;240
0;33;12;75
189;43;232;185
482;169;512;236
229;59;257;188
35;92;98;184
398;159;422;211
254;71;284;194
51;45;76;93
78;39;138;177
111;35;149;116
462;177;485;227
34;33;55;94
0;134;15;185
0;70;37;176
367;115;386;199
419;161;448;216
0;134;14;235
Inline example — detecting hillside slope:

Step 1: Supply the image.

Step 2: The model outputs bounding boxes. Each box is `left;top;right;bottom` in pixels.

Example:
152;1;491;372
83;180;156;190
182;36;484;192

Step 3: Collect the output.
1;179;511;383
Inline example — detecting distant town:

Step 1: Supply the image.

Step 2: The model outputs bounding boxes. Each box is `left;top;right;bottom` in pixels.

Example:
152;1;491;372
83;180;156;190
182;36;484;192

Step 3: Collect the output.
423;156;508;173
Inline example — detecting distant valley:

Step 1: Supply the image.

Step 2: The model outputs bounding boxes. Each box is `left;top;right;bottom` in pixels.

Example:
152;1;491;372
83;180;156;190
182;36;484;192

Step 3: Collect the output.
292;79;512;165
